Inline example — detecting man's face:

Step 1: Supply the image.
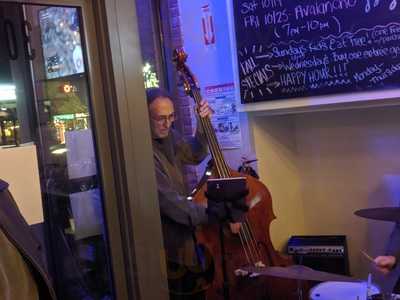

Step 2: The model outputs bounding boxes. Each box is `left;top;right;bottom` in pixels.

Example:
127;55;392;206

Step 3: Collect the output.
149;97;176;138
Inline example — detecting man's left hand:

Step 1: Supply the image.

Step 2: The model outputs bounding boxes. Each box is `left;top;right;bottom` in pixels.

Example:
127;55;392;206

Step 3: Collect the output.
198;100;214;118
230;223;242;234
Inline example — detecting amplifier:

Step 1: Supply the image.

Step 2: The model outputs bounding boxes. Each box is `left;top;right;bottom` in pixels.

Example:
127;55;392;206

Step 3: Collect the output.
288;245;345;256
287;235;350;275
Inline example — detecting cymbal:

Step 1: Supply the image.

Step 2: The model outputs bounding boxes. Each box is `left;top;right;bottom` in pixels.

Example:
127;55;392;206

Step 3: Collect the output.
243;265;360;282
354;207;400;222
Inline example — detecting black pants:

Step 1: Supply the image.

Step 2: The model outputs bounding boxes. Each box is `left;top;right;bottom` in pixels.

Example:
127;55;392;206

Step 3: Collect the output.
167;260;207;300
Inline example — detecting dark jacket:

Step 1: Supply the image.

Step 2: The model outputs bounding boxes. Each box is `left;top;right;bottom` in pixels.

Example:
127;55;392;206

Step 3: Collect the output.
0;179;56;299
153;128;210;266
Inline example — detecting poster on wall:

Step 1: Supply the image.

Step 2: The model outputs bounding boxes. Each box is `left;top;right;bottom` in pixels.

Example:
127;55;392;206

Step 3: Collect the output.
205;83;241;149
179;0;242;149
201;4;216;46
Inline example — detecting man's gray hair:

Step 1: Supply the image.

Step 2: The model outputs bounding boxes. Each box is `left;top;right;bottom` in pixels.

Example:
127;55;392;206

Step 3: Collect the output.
145;87;173;105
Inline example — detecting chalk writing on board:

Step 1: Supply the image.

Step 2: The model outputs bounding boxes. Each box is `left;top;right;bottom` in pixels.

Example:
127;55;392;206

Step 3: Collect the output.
233;0;400;103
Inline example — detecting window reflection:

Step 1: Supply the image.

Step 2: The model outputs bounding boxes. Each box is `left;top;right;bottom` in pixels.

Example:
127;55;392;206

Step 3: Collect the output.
0;3;114;299
28;5;113;299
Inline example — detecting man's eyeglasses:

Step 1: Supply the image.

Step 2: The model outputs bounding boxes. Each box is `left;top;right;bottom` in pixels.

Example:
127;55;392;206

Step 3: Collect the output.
151;112;177;124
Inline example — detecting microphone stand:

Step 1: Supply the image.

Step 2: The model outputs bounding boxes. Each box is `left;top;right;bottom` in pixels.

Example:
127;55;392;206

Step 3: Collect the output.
209;188;246;300
205;195;231;300
219;222;230;300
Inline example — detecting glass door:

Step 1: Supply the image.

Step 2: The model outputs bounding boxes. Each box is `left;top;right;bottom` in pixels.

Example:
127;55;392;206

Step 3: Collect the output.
0;2;114;299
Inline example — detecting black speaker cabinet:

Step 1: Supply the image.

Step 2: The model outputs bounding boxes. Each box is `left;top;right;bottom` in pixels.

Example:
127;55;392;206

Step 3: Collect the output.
287;235;350;276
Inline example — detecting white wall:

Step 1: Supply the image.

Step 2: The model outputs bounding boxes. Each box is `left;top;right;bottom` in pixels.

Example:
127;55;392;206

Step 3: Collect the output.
251;113;306;249
0;145;43;225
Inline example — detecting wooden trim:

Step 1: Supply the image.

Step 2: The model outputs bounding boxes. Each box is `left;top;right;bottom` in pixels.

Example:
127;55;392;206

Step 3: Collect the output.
81;1;131;299
99;0;169;299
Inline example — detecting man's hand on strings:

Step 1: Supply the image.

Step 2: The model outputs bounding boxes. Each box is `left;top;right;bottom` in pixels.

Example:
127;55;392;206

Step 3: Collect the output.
229;222;242;234
198;100;214;118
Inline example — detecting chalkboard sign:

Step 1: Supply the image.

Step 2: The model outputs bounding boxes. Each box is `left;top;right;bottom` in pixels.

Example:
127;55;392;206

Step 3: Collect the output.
233;0;400;103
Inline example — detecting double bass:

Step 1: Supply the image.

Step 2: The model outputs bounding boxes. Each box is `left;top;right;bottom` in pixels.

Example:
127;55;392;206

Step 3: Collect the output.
173;49;305;300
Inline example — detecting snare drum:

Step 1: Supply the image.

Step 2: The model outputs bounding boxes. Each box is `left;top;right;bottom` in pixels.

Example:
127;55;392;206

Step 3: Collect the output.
310;281;380;300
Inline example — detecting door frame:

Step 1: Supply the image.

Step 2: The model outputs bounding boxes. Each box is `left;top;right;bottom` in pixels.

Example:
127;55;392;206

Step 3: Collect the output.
0;1;168;299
